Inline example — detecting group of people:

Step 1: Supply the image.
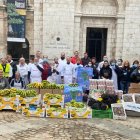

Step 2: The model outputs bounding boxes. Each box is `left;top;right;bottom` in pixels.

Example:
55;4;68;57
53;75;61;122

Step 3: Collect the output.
0;50;140;94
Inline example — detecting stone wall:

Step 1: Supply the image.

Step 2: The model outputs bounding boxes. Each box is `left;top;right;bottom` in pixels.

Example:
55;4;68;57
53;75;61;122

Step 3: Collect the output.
0;0;140;63
82;0;117;16
122;0;140;62
0;4;7;57
41;0;75;59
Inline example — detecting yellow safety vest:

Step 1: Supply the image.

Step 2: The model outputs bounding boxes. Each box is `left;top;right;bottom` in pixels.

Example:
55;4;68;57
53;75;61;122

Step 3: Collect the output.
0;64;11;77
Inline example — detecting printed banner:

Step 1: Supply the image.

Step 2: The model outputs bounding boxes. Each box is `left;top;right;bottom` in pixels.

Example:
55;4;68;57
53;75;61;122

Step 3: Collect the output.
77;67;93;90
7;0;26;42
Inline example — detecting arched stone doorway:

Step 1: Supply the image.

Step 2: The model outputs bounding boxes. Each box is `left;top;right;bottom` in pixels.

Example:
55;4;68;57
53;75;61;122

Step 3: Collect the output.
74;0;126;61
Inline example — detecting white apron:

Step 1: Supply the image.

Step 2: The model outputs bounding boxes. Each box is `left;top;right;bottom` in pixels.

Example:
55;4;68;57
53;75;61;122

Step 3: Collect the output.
29;64;42;83
62;63;74;84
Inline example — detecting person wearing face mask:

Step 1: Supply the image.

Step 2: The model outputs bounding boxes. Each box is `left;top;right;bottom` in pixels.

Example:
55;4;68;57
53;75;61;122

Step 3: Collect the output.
130;60;139;73
110;59;122;90
61;57;75;84
100;61;112;79
130;64;140;83
120;60;131;94
74;58;83;82
117;59;123;68
28;58;44;83
97;56;108;71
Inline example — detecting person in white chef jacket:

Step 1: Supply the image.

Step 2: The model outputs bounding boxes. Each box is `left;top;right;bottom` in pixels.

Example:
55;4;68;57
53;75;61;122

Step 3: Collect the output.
57;52;66;84
61;57;75;84
28;58;44;83
17;57;29;85
52;57;62;84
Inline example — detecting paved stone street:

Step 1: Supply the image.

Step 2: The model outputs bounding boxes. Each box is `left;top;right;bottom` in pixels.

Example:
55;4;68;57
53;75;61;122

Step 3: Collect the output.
0;111;139;140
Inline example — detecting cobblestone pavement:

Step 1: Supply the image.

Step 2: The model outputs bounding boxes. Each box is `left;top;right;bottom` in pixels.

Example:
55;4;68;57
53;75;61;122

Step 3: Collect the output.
0;111;139;140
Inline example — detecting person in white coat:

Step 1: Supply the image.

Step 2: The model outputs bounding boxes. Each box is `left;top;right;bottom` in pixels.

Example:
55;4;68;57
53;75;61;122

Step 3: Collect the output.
58;52;66;68
53;57;62;84
17;57;29;85
28;58;44;83
61;57;75;84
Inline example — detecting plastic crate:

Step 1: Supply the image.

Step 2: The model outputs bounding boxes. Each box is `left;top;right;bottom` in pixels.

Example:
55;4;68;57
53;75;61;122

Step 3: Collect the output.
92;109;113;119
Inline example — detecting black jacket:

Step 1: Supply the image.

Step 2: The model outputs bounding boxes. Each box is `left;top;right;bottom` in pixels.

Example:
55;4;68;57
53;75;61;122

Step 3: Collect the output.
100;66;112;79
81;57;91;66
120;67;131;82
130;68;140;83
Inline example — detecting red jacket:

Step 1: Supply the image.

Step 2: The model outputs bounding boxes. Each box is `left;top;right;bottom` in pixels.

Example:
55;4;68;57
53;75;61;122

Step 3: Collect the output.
71;57;82;64
42;63;51;80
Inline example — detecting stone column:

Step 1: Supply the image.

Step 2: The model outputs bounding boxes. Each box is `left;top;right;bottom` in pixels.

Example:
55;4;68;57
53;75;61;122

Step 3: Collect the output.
115;16;125;59
73;15;81;54
33;0;43;54
0;3;7;57
26;8;34;55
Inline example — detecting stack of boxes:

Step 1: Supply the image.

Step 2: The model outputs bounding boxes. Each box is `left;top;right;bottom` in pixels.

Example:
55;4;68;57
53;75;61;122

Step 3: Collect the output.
89;79;123;98
43;93;68;118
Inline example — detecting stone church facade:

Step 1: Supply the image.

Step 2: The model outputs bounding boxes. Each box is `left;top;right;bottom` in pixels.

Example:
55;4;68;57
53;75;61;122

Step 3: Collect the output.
0;0;140;62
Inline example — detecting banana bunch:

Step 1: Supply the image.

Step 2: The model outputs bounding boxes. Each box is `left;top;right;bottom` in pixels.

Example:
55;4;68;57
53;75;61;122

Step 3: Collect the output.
27;82;43;89
16;90;37;98
0;89;10;97
27;81;64;90
48;107;66;112
65;100;85;108
69;83;78;87
44;93;62;99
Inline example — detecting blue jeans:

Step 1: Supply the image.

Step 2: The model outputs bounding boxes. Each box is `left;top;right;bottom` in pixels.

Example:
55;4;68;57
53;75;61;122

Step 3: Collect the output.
120;81;130;94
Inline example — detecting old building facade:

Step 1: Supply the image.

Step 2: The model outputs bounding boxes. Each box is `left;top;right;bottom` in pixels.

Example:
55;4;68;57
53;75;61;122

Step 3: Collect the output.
0;0;140;62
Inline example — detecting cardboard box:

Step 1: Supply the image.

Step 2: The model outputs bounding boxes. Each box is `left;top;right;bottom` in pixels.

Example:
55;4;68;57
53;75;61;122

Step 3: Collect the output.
43;95;64;108
46;108;68;118
128;88;140;93
89;85;98;90
89;79;98;85
40;89;53;94
130;83;140;89
98;85;106;90
18;95;41;105
105;80;114;86
0;96;19;110
52;89;63;94
16;104;26;113
111;103;127;120
97;79;106;86
40;89;53;100
69;107;92;119
22;107;45;117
